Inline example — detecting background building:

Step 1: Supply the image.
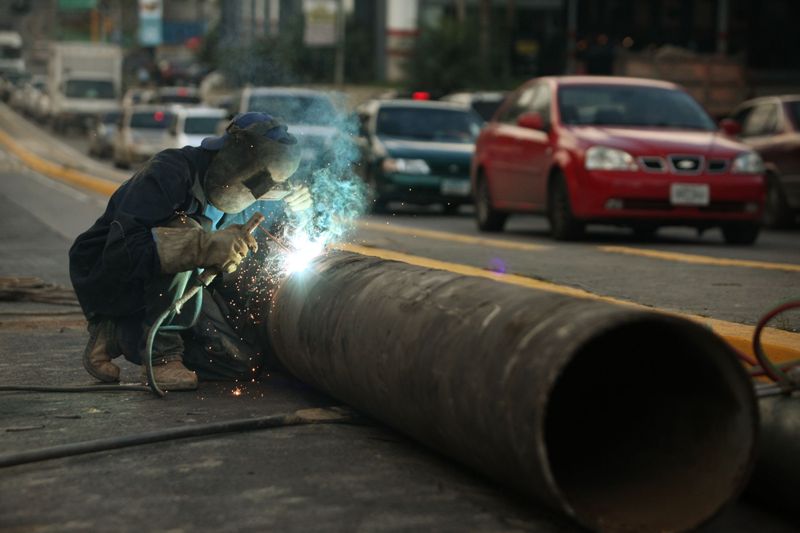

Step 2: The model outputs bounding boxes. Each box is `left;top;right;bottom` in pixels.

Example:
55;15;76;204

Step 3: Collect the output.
2;0;798;100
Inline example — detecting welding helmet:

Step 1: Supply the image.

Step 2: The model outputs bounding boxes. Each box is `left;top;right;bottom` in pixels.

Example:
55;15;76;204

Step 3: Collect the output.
201;112;301;213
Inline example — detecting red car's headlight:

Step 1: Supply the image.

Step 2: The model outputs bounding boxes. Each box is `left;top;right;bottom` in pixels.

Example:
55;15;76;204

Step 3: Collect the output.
585;146;638;171
731;152;765;174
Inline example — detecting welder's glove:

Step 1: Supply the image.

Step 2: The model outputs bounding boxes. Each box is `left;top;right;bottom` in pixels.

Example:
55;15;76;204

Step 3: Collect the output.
153;225;258;274
284;186;313;214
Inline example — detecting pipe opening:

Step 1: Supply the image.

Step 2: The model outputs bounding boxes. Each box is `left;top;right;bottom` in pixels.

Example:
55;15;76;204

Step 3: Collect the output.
544;319;755;531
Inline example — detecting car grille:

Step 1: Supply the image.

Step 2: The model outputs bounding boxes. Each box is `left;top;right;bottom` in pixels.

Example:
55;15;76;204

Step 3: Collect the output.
639;157;666;172
637;155;729;174
707;159;729;173
428;161;470;177
668;155;704;174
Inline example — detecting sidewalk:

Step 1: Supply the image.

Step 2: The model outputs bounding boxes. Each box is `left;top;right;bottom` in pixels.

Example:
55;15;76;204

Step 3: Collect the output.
0;103;129;185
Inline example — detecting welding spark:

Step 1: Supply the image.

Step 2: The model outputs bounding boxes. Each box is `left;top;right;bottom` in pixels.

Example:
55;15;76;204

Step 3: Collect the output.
258;223;326;275
280;231;325;275
257;224;292;253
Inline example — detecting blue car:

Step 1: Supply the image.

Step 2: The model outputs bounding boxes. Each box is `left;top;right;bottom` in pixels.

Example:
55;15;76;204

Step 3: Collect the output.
355;99;483;213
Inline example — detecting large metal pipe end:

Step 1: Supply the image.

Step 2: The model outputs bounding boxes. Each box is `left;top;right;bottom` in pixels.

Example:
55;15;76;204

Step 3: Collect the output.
267;252;758;532
544;317;758;531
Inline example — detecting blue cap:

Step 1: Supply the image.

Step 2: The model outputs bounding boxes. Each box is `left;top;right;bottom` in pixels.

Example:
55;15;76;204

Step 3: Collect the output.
201;112;292;150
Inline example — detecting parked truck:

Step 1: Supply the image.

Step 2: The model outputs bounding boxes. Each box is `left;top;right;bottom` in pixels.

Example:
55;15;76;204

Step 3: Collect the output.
48;42;122;131
0;31;24;74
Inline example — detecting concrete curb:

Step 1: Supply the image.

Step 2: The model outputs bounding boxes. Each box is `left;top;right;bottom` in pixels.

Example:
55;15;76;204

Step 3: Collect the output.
0;130;119;196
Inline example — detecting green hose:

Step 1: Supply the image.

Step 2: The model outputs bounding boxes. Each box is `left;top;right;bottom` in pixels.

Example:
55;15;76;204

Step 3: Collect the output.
144;280;205;398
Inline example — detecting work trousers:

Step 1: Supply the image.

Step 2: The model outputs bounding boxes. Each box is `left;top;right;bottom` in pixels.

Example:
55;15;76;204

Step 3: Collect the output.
114;266;267;380
111;213;278;381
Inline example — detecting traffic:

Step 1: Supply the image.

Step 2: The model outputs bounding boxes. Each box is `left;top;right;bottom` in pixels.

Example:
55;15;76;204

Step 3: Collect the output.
2;42;797;248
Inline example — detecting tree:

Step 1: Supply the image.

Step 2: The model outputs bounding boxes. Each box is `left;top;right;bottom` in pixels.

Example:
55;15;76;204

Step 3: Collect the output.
479;0;491;79
406;17;481;96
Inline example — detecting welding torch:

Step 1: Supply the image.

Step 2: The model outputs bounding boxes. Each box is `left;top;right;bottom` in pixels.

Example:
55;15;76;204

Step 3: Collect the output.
144;211;266;398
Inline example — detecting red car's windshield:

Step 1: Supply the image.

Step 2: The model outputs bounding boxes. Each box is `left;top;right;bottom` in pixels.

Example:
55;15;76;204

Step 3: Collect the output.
558;85;716;131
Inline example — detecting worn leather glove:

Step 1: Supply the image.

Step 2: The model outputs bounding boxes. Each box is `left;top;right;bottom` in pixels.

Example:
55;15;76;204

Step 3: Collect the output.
284;186;313;214
153;224;258;274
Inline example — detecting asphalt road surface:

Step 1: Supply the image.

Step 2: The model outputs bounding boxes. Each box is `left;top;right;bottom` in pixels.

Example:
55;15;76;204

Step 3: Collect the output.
1;105;799;532
47;113;800;334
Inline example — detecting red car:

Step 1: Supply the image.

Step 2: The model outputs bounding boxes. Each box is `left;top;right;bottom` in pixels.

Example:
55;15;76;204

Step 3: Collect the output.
471;76;766;244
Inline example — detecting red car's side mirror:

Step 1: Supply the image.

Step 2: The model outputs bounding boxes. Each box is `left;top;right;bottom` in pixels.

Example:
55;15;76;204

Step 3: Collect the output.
719;118;742;136
517;111;544;131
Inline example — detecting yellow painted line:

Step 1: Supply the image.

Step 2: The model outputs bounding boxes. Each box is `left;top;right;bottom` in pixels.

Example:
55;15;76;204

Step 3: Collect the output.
0;129;119;197
599;245;800;274
3;126;797;366
357;220;549;252
338;242;800;364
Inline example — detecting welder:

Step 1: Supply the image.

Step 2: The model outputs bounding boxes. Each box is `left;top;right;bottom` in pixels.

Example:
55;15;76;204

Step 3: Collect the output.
69;112;311;390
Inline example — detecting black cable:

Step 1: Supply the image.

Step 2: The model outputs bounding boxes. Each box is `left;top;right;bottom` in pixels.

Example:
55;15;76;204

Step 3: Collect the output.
0;310;84;316
751;300;800;391
0;384;151;393
0;407;358;469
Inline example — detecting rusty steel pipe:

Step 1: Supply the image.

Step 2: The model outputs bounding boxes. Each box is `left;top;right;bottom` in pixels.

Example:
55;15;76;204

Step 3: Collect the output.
267;252;758;531
746;395;800;514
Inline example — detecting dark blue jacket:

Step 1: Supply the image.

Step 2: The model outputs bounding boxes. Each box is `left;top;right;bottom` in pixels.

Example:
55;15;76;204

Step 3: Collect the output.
69;147;215;320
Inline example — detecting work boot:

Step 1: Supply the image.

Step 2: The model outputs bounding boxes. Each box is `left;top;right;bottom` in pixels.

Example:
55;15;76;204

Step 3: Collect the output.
82;320;121;382
142;360;198;391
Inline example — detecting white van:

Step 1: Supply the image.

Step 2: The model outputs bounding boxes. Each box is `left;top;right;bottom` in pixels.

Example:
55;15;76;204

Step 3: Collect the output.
113;105;174;168
163;106;226;149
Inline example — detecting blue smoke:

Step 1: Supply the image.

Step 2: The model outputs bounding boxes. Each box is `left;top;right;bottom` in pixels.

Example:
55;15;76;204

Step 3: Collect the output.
222;99;367;277
277;111;367;274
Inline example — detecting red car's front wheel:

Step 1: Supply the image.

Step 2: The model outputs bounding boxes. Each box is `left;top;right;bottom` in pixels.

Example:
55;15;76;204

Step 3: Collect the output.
475;176;507;232
548;174;584;241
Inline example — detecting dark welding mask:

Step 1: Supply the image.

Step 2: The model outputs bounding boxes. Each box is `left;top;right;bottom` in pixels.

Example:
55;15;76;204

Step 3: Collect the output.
202;113;301;213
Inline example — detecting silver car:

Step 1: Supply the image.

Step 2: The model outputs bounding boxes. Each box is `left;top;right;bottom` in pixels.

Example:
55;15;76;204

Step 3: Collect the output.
225;87;342;170
88;110;122;158
113;105;173;168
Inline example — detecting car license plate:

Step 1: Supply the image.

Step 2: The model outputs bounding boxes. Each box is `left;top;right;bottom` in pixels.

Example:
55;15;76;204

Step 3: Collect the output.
441;179;471;196
670;183;710;206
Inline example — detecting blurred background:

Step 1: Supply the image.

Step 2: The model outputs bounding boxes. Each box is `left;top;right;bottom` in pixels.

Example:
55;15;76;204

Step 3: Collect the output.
1;0;799;229
2;0;799;109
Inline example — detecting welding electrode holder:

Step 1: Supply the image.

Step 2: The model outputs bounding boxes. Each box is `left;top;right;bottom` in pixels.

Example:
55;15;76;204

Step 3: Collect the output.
144;211;266;398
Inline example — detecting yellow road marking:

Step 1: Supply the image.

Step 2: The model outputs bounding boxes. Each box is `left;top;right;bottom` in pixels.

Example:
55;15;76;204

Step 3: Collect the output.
2;126;797;365
0;130;119;196
357;220;549;252
600;245;800;274
338;242;800;363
